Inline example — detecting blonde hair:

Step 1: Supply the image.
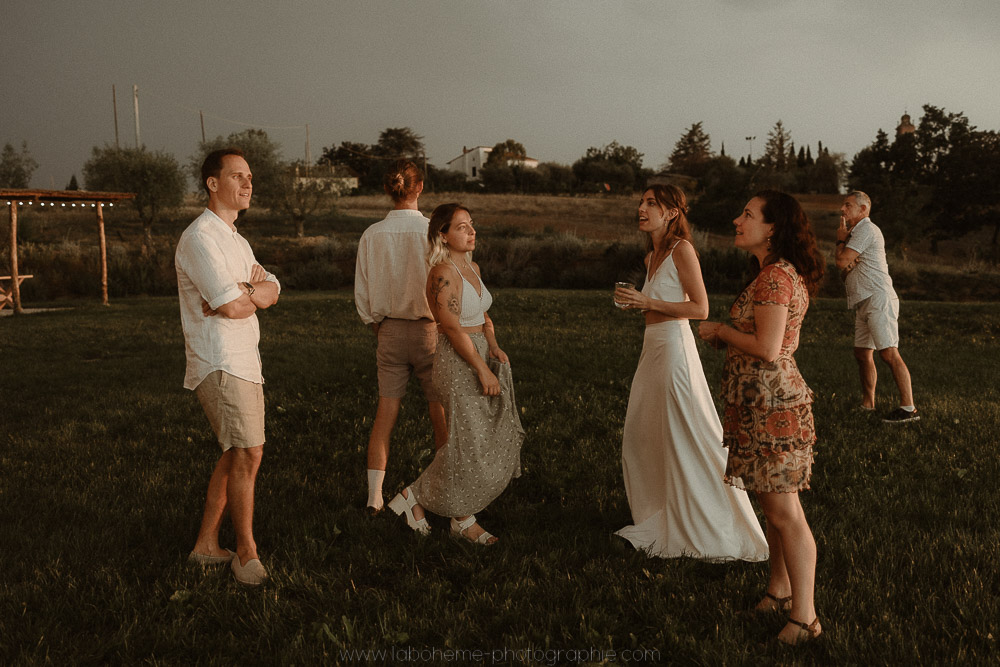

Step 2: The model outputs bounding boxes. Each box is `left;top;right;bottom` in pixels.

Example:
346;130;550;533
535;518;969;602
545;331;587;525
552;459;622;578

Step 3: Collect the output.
427;203;472;267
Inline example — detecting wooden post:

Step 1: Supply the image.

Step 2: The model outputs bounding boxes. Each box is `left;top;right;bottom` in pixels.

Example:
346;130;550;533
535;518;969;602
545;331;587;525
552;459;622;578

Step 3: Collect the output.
96;203;109;306
8;201;22;314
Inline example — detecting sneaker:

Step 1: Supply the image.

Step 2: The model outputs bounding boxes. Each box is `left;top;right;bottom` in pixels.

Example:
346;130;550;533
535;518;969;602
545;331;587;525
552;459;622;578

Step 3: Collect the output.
883;407;919;423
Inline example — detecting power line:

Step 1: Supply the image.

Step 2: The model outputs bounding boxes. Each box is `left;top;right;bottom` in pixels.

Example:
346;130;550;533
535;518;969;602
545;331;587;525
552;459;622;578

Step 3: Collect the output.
332;143;424;161
141;89;307;131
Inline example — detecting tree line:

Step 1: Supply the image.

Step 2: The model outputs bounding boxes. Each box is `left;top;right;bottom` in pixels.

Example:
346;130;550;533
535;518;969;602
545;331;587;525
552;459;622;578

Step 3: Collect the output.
3;104;998;252
847;104;1000;251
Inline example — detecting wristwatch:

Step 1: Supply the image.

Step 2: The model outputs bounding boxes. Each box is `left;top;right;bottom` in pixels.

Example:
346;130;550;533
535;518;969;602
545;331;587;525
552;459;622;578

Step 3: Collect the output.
243;281;255;296
836;240;846;246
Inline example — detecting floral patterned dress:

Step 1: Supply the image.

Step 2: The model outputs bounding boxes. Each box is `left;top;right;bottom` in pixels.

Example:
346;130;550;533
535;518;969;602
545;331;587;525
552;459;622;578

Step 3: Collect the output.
722;260;816;493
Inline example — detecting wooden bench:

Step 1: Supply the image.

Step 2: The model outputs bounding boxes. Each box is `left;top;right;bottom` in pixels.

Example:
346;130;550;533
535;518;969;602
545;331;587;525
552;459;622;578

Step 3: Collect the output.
0;274;33;311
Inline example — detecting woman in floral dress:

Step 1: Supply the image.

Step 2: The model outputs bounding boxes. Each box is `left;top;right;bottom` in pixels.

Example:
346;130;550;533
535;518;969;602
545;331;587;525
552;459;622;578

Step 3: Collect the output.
698;190;825;646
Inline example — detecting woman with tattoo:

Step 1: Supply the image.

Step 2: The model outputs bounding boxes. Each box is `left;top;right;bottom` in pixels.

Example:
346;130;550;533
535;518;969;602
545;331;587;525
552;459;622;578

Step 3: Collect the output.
387;203;524;544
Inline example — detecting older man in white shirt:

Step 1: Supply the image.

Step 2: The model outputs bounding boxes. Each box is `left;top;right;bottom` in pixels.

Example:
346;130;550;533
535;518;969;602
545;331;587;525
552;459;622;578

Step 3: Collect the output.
176;148;280;584
835;190;918;423
355;160;447;513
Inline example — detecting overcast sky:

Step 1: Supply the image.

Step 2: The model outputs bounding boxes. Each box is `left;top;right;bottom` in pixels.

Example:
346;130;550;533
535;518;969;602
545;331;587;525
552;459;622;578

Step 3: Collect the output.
5;0;1000;189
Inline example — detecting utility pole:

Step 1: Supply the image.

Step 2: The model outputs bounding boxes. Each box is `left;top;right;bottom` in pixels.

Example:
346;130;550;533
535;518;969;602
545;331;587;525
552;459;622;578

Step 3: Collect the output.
112;84;120;149
305;124;311;176
745;135;756;161
133;84;141;148
200;110;206;143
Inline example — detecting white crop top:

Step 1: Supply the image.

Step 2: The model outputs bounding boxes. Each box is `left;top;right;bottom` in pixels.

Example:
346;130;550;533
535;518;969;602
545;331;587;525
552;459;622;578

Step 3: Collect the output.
640;241;689;303
450;258;493;327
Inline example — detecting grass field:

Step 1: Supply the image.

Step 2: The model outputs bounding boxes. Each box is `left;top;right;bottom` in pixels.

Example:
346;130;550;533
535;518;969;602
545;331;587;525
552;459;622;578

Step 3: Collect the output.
2;290;999;665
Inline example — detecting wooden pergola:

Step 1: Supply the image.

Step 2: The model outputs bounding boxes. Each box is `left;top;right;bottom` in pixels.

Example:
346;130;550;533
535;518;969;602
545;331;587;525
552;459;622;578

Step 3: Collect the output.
2;189;136;314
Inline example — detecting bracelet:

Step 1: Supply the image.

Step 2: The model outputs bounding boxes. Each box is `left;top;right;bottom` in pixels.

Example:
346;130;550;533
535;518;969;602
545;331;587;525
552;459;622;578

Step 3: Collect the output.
836;240;846;246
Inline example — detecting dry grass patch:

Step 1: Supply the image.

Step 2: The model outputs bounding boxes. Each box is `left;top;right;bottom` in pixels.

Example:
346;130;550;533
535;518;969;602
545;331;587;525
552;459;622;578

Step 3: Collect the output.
339;192;639;241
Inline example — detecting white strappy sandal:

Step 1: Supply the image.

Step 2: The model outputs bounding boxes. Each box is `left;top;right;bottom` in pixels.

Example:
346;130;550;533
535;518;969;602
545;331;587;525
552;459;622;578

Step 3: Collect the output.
387;487;431;536
450;515;497;545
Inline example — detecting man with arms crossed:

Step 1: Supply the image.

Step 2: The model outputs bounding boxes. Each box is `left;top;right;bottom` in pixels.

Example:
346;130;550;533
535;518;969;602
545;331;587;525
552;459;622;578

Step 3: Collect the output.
355;160;447;514
176;148;280;584
835;190;918;423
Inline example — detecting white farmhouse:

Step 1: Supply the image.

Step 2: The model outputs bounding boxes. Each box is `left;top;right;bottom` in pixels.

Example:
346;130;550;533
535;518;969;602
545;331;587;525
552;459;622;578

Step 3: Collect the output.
446;145;539;180
296;163;359;192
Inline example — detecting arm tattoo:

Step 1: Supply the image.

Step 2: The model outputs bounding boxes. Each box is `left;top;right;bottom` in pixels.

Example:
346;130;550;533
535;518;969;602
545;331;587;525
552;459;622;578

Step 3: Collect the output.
431;275;448;299
431;275;461;316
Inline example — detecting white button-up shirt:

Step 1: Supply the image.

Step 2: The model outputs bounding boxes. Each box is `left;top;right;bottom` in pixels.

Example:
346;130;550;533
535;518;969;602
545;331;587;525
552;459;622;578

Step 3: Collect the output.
175;208;280;389
844;217;896;308
354;209;433;324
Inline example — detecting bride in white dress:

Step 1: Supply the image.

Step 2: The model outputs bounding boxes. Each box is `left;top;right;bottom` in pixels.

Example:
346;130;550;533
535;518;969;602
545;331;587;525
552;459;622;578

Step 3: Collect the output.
613;184;768;562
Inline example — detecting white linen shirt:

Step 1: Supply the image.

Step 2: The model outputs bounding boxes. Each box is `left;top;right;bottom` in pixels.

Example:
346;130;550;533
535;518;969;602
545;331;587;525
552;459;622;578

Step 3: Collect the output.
175;208;280;390
354;209;433;324
844;217;896;308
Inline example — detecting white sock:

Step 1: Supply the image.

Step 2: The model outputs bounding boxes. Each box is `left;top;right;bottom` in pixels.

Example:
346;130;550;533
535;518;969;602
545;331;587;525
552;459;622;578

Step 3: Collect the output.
367;469;385;508
900;405;916;412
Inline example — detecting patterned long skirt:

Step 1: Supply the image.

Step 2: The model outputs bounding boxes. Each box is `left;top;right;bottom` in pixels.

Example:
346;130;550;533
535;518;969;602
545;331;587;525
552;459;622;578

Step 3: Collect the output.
411;333;524;517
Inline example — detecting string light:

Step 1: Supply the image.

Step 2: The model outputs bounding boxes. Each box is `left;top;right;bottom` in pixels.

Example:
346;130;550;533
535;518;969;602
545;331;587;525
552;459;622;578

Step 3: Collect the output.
4;198;123;207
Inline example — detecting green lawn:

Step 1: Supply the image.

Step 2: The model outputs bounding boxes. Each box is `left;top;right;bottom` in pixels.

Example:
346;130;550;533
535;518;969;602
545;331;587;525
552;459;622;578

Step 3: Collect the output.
2;291;998;665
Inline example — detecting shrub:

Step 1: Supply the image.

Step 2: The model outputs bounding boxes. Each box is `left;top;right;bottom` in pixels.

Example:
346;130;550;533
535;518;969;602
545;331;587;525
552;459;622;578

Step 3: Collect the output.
699;247;752;295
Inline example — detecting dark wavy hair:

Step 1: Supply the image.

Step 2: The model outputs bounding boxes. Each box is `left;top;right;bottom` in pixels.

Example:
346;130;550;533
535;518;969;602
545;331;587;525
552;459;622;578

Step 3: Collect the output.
754;189;825;295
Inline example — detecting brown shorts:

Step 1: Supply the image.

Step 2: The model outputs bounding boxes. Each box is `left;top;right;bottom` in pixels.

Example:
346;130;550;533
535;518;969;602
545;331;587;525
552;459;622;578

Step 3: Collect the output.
195;370;265;451
376;318;439;401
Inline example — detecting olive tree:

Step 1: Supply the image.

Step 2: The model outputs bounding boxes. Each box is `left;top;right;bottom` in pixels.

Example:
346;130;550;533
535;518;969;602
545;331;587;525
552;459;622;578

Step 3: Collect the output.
0;141;39;188
194;129;343;237
83;145;186;244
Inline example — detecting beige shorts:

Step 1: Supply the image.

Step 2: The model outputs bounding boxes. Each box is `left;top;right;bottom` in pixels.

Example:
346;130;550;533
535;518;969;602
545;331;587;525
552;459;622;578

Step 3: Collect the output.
376;318;438;401
854;292;900;350
195;370;265;451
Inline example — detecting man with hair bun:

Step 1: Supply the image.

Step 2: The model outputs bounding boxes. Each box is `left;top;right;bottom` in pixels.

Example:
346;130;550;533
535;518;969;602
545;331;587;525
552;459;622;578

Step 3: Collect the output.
835;190;918;423
354;159;447;513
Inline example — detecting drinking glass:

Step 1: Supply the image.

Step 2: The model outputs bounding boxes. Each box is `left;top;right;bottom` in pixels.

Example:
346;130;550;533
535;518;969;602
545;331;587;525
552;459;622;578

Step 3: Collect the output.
614;281;634;309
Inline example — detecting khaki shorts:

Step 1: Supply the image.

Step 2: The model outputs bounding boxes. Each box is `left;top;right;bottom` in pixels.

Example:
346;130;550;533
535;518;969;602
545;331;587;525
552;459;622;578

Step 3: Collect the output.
854;292;900;350
376;318;439;401
195;370;265;451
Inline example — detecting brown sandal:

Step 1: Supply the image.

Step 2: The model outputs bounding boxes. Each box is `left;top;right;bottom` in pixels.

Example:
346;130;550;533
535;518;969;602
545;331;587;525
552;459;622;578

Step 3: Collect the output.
779;617;822;645
755;591;793;613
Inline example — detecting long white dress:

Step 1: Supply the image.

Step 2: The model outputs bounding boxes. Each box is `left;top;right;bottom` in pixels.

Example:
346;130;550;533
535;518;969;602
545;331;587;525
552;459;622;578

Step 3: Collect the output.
615;246;768;561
